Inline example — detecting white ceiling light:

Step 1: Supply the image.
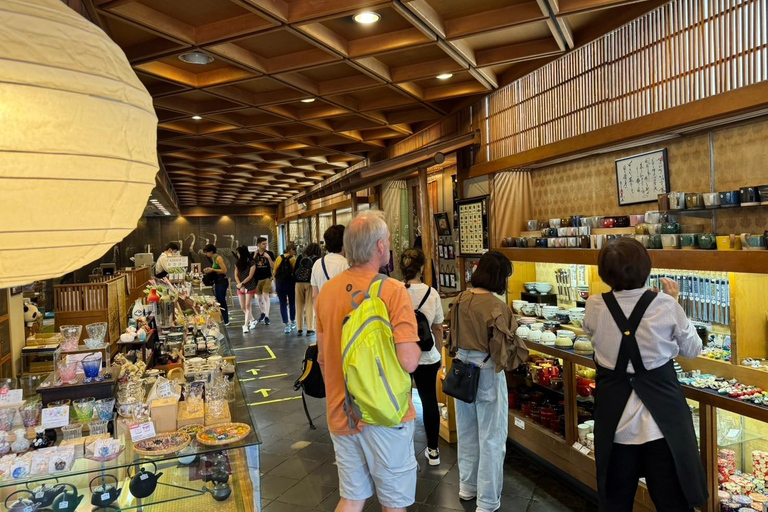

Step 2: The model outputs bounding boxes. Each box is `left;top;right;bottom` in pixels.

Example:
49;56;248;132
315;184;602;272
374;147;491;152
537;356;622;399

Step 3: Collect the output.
191;115;203;120
178;52;214;65
301;98;316;103
436;73;453;80
354;11;380;24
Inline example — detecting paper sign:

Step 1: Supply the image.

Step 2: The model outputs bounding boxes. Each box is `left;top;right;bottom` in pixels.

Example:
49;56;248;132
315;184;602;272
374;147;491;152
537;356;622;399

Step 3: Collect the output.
42;406;70;429
579;446;592;456
166;256;189;268
514;417;525;430
0;390;23;405
572;442;584;451
157;381;173;399
129;422;156;442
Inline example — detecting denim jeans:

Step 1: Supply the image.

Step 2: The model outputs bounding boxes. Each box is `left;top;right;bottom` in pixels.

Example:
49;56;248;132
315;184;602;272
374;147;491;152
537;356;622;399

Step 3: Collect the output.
213;277;229;324
454;349;508;512
276;280;296;324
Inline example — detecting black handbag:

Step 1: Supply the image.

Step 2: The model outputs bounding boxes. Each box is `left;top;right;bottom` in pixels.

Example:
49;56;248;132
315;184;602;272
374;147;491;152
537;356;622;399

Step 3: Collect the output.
442;300;491;404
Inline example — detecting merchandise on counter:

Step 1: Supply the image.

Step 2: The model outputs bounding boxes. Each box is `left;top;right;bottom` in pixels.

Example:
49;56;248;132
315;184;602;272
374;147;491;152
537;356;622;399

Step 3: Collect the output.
196;423;251;446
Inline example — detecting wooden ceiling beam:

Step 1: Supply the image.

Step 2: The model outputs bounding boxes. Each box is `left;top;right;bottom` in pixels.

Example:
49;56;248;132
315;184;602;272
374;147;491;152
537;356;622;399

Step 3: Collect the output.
423;81;487;101
134;61;199;87
557;0;650;15
348;28;434;58
386;108;441;124
476;37;563;67
240;0;289;22
104;3;195;44
273;72;320;95
353;57;392;82
196;67;256;88
537;0;574;51
296;23;350;57
269;48;340;74
444;2;545;40
196;13;275;45
391;57;464;82
319;74;383;95
122;38;186;64
395;0;445;37
287;0;391;23
397;82;425;101
298;106;351;121
206;43;269;73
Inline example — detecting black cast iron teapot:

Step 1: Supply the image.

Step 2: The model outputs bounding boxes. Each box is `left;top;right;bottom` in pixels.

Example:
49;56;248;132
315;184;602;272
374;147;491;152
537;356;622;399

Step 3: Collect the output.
128;459;163;499
50;483;82;512
90;474;122;508
26;478;64;508
4;490;42;512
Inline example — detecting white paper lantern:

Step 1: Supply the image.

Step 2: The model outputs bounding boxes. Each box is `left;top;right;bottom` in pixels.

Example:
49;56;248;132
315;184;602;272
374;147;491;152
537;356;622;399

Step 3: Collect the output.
0;0;158;287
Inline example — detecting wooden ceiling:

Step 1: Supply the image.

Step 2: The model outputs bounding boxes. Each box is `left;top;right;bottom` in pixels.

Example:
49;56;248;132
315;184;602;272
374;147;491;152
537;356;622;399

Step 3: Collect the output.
85;0;663;207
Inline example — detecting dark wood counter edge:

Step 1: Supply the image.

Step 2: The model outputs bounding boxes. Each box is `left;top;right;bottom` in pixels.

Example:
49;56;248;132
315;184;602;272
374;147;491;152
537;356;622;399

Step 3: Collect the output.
495;247;768;274
524;339;596;369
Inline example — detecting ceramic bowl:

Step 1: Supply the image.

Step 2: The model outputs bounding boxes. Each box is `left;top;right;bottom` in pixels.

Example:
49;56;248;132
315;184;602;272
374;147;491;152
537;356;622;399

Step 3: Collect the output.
569;313;585;328
569;307;585;314
521;304;537;316
512;300;529;314
554;311;570;324
529;323;544;331
528;330;542;342
540;332;557;345
518;317;537;325
557;330;576;340
524;282;537;293
534;282;553;294
515;326;531;340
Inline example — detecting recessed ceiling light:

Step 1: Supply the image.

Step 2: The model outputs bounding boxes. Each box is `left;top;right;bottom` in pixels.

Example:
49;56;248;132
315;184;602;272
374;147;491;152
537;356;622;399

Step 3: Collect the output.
301;98;316;103
178;52;214;65
354;11;380;24
191;115;203;120
436;73;453;80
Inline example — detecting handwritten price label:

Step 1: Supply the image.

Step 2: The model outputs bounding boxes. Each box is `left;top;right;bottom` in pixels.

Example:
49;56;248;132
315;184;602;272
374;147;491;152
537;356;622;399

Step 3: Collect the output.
129;422;156;442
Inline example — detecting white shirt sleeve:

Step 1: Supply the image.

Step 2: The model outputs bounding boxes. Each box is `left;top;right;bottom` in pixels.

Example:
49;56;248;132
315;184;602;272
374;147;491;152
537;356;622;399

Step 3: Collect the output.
668;300;702;358
310;260;320;288
431;289;444;325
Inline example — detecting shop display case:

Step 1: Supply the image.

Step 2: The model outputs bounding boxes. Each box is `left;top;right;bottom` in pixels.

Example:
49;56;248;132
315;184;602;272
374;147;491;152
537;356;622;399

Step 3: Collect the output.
499;248;768;512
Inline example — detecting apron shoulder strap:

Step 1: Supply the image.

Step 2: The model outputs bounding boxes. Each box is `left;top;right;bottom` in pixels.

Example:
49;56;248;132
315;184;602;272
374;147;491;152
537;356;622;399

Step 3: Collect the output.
602;290;657;373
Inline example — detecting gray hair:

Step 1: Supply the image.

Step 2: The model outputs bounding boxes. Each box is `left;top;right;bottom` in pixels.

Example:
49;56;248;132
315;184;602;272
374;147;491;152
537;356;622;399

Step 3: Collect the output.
344;210;388;267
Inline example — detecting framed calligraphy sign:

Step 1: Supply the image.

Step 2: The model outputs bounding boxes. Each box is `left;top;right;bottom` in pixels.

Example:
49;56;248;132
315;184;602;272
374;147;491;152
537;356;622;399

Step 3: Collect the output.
614;149;669;206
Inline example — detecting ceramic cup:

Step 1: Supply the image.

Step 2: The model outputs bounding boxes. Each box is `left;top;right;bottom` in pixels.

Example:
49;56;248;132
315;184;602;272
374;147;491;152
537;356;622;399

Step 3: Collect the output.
567;237;578;248
657;194;670;211
546;228;558;237
634;224;649;235
635;235;650;248
600;217;616;228
535;238;548;248
517;237;527;248
703;193;720;209
629;214;645;226
661;222;681;234
716;234;742;251
649;234;663;249
591;235;604;249
661;234;681;249
526;220;539;230
556;237;567;248
647;223;662;235
685;193;704;210
561;216;573;227
572;216;583;227
680;234;697;250
549;218;561;228
547;238;556;248
579;235;591;248
584;216;601;228
579;226;590;236
644;211;661;224
759;185;768;205
557;227;568;237
668;191;686;210
698;234;717;250
719;190;741;207
614;216;630;228
740;186;760;206
740;233;766;250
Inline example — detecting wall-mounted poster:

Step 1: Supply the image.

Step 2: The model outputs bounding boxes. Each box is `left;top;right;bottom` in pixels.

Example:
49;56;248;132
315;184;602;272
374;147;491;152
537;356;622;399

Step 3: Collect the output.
615;149;670;206
457;196;490;257
434;212;452;236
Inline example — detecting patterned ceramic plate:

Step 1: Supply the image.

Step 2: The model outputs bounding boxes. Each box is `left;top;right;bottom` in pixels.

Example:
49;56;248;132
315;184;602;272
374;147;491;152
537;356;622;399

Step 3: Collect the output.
134;432;191;456
196;423;251;446
177;424;205;437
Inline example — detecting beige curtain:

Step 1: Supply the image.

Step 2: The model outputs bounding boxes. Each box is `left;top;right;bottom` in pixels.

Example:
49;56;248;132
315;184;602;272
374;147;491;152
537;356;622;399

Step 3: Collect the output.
492;170;533;247
382;181;408;279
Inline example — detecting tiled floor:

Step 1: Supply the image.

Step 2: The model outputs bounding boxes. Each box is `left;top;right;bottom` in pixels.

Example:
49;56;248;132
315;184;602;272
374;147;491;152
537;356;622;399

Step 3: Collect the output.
226;299;597;512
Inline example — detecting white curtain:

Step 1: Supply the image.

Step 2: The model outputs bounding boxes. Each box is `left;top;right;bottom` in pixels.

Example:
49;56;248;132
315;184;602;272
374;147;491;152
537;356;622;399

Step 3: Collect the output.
383;181;409;279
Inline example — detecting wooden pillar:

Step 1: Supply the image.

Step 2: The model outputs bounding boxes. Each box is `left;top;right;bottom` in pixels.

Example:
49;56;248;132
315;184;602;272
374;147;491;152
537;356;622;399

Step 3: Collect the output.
456;147;472;290
417;166;434;287
332;209;337;225
351;193;359;214
315;214;320;241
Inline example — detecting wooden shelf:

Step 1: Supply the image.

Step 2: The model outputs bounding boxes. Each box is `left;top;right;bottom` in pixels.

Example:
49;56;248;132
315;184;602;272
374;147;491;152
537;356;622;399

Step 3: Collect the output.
495;247;768;274
523;339;596;369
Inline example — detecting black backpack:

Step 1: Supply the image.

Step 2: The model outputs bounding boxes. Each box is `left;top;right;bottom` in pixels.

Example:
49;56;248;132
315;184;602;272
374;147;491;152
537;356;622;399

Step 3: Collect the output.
294;255;316;283
293;343;326;429
274;255;295;282
415;288;434;351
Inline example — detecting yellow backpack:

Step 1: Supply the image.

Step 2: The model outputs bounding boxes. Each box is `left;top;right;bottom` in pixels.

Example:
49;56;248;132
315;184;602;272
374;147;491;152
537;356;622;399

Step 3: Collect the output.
341;275;411;429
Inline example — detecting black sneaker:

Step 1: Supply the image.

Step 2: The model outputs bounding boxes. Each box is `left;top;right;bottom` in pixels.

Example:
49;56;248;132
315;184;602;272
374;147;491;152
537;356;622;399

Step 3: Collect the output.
297;330;303;336
264;317;270;325
306;330;315;336
257;313;266;324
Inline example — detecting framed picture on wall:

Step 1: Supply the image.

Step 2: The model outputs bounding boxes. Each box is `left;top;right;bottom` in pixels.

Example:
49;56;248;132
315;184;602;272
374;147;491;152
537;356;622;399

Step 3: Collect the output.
9;287;21;296
434;212;452;236
457;196;490;257
615;149;670;206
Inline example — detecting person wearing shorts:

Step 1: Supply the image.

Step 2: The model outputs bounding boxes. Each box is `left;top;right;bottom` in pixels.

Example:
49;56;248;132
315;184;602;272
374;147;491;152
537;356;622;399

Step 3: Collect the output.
253;237;275;325
316;210;421;512
235;246;258;333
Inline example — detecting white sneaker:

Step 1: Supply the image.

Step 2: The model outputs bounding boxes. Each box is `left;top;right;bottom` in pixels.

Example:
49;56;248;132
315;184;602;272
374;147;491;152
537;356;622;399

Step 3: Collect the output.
459;490;476;501
242;325;249;334
291;321;297;330
284;325;292;334
425;447;440;466
249;320;257;330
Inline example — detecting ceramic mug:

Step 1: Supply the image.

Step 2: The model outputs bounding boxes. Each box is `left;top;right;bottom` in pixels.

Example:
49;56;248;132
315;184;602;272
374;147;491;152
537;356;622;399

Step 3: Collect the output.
585;216;601;228
680;234;697;250
661;222;681;234
557;227;568;237
572;216;583;227
698;234;717;250
644;211;661;224
685;193;704;210
567;237;578;248
600;217;616;229
579;235;591;248
501;238;514;247
661;234;681;249
547;228;558;237
517;237;527;248
614;216;630;228
605;234;617;242
526;220;538;231
668;191;686;210
567;227;579;236
759;185;768;205
647;223;662;235
591;235;604;249
716;234;742;251
535;238;548;248
740;186;760;206
556;237;568;248
547;238;556;248
629;214;645;226
649;234;663;249
561;216;573;227
740;233;766;250
635;224;649;235
579;226;590;236
719;190;741;207
703;193;720;209
657;194;670;211
549;219;561;228
635;235;650;248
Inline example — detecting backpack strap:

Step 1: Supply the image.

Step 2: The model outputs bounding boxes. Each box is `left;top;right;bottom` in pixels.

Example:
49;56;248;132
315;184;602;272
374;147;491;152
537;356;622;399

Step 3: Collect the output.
349;274;388;310
321;256;330;280
417;287;431;311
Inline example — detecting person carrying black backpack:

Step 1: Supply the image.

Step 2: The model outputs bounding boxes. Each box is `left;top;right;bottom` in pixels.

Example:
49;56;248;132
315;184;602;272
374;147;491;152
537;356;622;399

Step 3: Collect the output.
273;243;297;334
294;243;321;336
400;248;445;466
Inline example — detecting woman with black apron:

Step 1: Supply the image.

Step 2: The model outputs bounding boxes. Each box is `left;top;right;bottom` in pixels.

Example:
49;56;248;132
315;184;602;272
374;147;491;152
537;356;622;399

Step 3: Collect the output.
583;239;708;511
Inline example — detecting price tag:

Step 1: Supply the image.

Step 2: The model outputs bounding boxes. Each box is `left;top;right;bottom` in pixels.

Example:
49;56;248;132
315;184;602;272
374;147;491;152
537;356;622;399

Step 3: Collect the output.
101;493;110;502
59;501;68;510
157;381;173;398
572;442;584;451
129;422;156;442
514;417;525;430
0;390;23;405
42;406;70;429
140;473;149;481
579;446;592;456
35;492;44;499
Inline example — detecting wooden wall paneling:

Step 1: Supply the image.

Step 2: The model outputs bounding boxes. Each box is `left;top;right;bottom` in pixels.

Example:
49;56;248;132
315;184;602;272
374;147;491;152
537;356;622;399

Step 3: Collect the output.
698;403;719;512
729;271;768;361
507;262;536;306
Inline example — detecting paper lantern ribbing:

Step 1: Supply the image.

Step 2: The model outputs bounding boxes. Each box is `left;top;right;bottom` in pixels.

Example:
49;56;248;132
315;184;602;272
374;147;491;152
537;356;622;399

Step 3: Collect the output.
0;0;158;287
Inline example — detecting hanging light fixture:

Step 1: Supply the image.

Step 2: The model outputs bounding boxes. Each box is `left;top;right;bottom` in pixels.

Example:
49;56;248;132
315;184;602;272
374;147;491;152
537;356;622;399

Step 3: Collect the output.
0;0;158;287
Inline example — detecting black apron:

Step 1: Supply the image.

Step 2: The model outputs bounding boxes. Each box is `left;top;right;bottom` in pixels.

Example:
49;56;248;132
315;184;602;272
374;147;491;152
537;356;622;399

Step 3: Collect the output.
594;290;708;509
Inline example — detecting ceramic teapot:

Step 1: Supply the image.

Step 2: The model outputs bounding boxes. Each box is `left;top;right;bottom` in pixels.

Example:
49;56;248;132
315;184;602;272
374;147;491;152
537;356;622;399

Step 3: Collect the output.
90;475;122;508
5;490;42;512
50;483;82;512
208;482;232;502
128;460;163;498
26;478;64;508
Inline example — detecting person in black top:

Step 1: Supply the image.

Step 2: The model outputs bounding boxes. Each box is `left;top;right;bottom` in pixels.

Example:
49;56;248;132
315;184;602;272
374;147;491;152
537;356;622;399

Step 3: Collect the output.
274;242;297;334
294;243;321;336
253;236;275;325
234;246;258;333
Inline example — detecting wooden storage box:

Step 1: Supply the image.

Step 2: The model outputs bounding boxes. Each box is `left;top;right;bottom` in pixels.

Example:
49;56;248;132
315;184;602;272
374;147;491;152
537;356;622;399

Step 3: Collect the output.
150;397;178;433
26;333;63;346
177;401;204;428
204;402;231;426
36;368;117;406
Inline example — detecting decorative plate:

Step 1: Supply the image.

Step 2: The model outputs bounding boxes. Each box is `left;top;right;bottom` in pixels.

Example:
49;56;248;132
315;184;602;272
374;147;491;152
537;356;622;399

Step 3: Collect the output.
134;432;190;456
177;424;204;437
196;423;251;446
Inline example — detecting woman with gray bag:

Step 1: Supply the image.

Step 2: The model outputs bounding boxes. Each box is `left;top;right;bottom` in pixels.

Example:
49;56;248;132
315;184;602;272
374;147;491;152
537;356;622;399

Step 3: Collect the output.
446;251;528;512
